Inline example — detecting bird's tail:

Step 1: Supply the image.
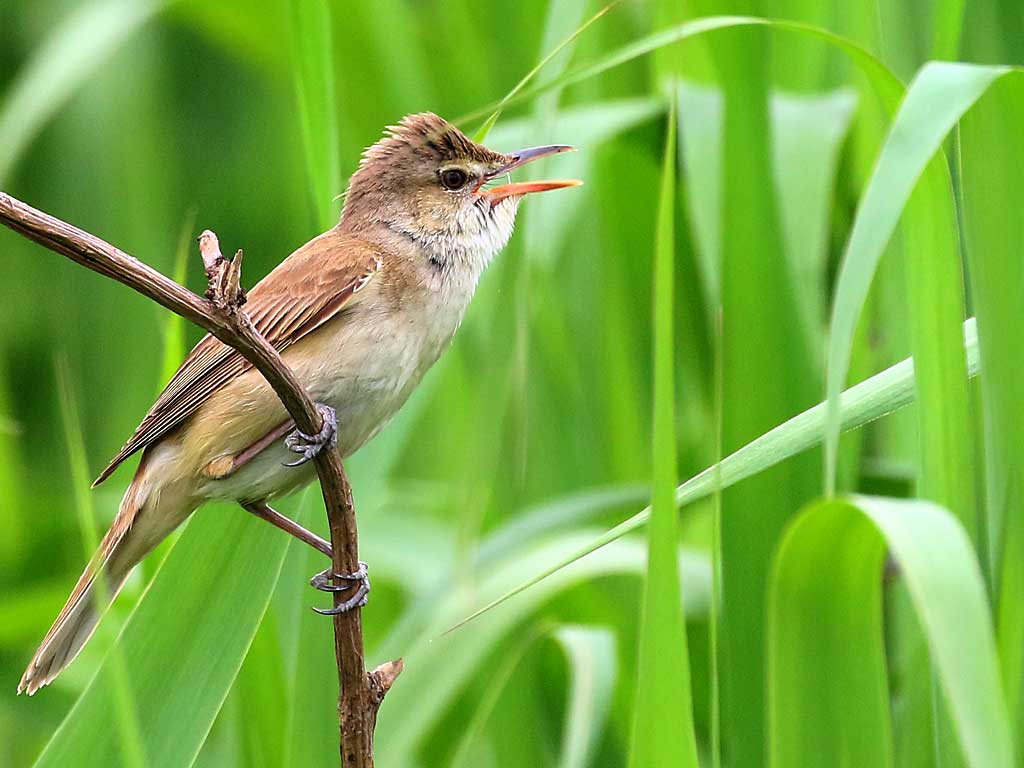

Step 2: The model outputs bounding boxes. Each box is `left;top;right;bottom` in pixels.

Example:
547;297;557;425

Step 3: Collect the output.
19;460;168;695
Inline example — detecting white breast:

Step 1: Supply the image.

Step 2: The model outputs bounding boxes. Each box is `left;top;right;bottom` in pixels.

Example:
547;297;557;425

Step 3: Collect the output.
201;199;519;503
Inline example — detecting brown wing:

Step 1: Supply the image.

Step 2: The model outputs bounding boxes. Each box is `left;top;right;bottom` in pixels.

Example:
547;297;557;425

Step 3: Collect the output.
92;229;382;487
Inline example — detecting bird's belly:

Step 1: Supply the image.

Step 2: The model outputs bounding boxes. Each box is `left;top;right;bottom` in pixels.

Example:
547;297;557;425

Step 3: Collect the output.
197;300;458;503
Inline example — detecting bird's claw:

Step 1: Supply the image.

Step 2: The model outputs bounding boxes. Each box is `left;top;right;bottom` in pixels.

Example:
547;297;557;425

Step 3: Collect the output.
283;403;338;467
310;562;370;614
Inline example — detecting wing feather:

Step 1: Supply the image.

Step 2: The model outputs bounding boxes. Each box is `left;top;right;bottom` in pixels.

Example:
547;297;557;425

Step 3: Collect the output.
92;229;382;487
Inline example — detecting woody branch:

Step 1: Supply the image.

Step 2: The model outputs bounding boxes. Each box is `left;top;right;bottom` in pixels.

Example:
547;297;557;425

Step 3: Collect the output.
0;190;401;768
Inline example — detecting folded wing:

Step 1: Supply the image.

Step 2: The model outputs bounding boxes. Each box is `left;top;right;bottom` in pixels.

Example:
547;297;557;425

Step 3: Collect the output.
92;229;382;487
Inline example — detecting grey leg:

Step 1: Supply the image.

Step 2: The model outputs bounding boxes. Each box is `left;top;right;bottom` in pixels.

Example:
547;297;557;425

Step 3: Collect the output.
243;500;332;558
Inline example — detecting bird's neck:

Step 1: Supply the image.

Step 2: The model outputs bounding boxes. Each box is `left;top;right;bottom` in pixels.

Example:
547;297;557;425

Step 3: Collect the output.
340;201;518;288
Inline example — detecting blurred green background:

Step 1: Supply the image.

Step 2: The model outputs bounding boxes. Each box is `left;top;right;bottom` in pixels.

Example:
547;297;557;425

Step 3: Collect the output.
2;0;1024;766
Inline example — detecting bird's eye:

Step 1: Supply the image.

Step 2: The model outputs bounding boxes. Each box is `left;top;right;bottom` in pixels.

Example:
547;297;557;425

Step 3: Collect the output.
440;168;470;191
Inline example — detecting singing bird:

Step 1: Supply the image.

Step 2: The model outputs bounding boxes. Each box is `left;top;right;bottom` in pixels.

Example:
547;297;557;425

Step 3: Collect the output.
19;113;580;694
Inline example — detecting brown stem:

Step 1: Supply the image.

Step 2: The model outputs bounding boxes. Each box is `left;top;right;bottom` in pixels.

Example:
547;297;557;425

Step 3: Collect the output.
0;191;400;766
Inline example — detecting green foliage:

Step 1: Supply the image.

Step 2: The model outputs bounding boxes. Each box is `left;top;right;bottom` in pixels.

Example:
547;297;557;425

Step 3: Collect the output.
769;497;1010;767
54;358;145;768
960;75;1024;753
33;506;292;767
0;0;167;183
451;320;984;629
2;1;1023;767
471;1;613;143
288;0;340;231
628;94;698;768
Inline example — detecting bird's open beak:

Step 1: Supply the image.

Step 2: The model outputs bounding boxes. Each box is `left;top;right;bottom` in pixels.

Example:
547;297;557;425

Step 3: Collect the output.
481;145;582;205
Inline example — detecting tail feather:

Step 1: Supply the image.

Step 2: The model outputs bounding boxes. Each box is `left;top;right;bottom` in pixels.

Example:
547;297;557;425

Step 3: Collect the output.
19;469;149;696
18;568;129;695
19;525;134;695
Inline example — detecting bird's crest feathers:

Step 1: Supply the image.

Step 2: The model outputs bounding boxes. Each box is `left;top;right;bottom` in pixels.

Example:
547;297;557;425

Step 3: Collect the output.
359;112;505;169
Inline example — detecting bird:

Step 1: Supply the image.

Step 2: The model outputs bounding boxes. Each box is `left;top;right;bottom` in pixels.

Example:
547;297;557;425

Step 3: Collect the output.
19;112;580;695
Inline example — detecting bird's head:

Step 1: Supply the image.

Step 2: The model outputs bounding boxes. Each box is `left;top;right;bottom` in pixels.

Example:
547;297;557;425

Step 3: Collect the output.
340;113;580;269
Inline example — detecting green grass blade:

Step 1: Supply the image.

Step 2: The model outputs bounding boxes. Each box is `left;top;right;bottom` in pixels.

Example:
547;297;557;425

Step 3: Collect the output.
701;16;822;762
32;510;290;767
458;16;764;127
554;626;617;768
627;96;698;768
158;210;196;390
282;505;338;768
458;16;900;128
709;308;724;768
768;498;893;767
53;358;145;768
447;318;982;632
449;624;549;768
959;75;1024;751
931;0;966;60
870;65;987;768
476;485;650;563
676;81;723;305
823;62;1011;493
902;160;975;527
806;60;1005;765
0;366;26;574
772;88;857;352
901;120;976;767
447;622;617;768
769;496;1011;768
0;0;166;182
377;533;711;764
289;0;341;231
231;611;287;767
468;1;617;143
677;83;856;334
807;54;982;768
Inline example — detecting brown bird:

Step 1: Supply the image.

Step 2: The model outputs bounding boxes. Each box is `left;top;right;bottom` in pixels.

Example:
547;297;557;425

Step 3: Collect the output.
19;113;580;695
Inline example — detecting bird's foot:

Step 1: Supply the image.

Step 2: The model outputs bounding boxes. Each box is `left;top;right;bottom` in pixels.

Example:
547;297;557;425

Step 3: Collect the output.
310;562;370;614
283;403;338;467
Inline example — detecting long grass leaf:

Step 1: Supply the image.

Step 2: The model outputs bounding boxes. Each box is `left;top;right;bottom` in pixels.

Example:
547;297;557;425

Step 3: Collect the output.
902;154;975;524
450;624;549;768
768;496;1011;767
157;210;196;390
931;0;966;60
0;367;26;572
377;532;710;764
628;94;698;768
289;0;341;231
768;498;893;766
33;509;290;767
843;63;993;768
677;83;855;339
709;307;724;768
458;16;898;128
52;358;145;768
823;63;1012;493
959;74;1024;752
469;2;617;143
447;318;982;631
707;18;822;763
554;626;617;768
0;0;166;182
232;611;287;767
